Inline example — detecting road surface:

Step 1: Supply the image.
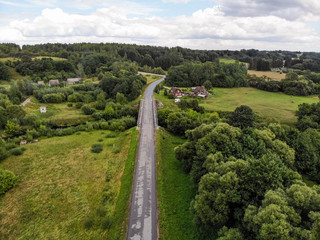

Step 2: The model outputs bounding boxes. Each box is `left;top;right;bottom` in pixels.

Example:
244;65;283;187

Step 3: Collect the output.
127;77;165;240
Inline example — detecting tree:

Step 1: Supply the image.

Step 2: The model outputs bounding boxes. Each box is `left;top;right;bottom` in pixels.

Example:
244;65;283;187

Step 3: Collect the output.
0;62;10;81
5;120;21;137
116;92;127;105
203;80;212;90
228;105;255;128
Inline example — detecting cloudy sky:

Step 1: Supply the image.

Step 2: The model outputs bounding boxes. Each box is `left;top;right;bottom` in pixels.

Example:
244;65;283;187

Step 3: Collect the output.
0;0;320;51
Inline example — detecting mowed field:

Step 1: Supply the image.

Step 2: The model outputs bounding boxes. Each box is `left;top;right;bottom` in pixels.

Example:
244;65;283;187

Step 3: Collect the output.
248;70;286;81
0;129;138;239
201;87;319;125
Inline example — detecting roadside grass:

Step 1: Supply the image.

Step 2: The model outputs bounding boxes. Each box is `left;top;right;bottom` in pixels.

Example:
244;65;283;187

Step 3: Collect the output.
248;70;286;81
156;129;217;240
154;89;179;109
200;87;319;125
107;127;139;240
23;98;91;126
0;129;137;239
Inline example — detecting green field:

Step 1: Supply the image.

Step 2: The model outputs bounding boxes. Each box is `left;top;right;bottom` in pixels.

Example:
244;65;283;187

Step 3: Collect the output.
219;58;237;64
156;129;217;240
0;128;138;239
201;87;319;125
23;98;91;126
248;70;286;81
0;56;67;62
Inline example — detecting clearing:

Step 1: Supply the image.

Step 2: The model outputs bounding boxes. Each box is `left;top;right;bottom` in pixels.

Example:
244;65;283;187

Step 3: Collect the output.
0;128;138;240
201;87;319;125
248;70;286;81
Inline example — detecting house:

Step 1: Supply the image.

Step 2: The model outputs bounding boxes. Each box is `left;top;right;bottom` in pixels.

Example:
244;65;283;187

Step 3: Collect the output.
66;78;82;85
49;79;59;87
40;106;47;113
193;86;209;98
169;87;183;98
37;81;44;85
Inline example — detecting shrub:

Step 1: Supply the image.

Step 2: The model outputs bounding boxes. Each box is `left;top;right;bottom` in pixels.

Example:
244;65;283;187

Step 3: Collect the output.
100;121;109;130
75;102;84;109
0;147;8;161
0;169;17;195
81;105;95;115
83;217;94;230
67;103;73;107
10;148;23;156
91;144;103;153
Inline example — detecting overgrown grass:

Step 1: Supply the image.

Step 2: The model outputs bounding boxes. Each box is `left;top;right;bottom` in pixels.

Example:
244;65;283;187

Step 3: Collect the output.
154;89;179;109
23;98;91;126
0;129;136;239
107;127;139;239
156;129;217;240
248;70;286;81
200;87;319;125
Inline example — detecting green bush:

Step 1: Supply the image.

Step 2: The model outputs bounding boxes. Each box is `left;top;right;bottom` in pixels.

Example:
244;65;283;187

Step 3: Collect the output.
67;103;73;107
81;105;95;115
0;147;8;161
0;169;17;195
91;144;103;153
75;102;84;109
10;148;23;156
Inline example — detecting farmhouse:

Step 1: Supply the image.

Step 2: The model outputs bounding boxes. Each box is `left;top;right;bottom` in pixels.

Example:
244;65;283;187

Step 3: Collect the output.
192;86;209;98
169;87;183;98
66;78;82;84
40;106;47;113
49;79;59;87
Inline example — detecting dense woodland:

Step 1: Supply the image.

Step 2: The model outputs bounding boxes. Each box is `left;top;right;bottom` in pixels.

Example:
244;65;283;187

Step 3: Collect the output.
1;42;320;239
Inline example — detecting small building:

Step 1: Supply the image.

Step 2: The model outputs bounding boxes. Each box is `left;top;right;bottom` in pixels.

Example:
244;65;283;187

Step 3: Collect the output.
49;79;59;87
174;98;181;103
169;87;183;98
20;140;27;145
37;81;44;85
193;86;209;98
40;106;47;113
66;78;82;85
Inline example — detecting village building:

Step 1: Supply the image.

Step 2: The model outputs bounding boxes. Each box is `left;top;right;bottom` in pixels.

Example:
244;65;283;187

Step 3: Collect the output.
169;87;183;97
192;86;209;98
49;79;59;87
66;78;82;84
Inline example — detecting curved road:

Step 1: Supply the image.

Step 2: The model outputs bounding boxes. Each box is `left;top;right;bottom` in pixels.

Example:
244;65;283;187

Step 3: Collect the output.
127;76;165;240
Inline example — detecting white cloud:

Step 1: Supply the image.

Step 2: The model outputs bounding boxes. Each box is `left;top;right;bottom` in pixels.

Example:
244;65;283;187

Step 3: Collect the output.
1;6;320;51
162;0;191;3
215;0;320;21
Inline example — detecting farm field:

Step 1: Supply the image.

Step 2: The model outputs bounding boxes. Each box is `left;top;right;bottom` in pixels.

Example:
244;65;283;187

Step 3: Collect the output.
248;70;286;81
156;129;217;240
0;128;138;240
23;98;91;126
201;87;319;125
0;56;67;62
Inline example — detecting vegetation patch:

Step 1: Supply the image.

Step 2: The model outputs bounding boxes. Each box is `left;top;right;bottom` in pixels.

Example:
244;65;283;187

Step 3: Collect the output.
156;129;217;240
0;129;135;239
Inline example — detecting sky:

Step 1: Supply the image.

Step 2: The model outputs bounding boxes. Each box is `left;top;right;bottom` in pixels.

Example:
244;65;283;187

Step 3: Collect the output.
0;0;320;51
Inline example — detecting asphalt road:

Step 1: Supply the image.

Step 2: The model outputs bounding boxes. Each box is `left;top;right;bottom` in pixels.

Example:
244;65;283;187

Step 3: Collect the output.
127;77;165;240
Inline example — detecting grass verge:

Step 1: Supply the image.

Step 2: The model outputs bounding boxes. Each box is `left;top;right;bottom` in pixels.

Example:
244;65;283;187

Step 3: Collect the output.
156;128;217;240
107;127;139;239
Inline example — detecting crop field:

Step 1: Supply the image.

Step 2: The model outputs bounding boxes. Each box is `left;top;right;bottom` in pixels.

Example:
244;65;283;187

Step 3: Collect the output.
0;128;138;239
23;98;91;126
248;70;286;81
0;56;67;62
201;87;319;125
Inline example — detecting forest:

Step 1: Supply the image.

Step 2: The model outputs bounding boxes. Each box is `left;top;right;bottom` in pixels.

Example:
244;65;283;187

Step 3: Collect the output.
1;42;320;239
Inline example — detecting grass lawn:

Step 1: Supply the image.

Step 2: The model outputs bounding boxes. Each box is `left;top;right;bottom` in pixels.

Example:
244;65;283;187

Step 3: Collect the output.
23;98;91;126
200;87;319;125
156;129;217;240
219;58;237;64
0;128;138;239
248;70;286;81
154;89;179;110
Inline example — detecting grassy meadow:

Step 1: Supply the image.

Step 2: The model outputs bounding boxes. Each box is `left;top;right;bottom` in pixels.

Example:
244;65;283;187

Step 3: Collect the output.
201;87;319;125
0;128;138;240
248;70;286;81
23;98;91;126
156;129;217;240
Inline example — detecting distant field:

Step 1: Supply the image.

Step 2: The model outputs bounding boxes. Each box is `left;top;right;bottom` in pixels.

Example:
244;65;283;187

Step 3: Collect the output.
0;129;138;239
219;58;237;64
23;98;91;126
201;87;319;125
248;70;286;81
0;56;67;62
156;129;217;240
